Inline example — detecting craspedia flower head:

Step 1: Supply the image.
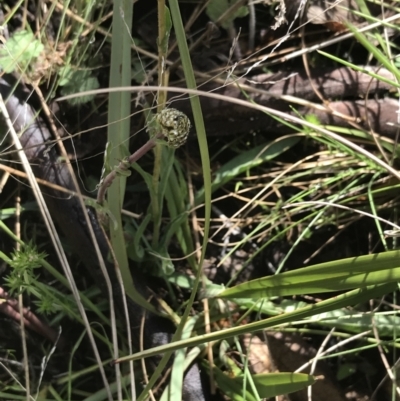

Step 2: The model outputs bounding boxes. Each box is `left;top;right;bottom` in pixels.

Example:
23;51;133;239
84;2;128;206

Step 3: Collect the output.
155;108;191;148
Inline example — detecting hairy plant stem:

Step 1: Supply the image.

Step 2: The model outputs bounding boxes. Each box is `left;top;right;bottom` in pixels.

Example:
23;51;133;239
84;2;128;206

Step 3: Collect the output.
97;133;164;206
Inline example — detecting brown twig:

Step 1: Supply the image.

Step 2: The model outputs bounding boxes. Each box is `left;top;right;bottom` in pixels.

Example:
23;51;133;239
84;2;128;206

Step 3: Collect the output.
0;287;64;347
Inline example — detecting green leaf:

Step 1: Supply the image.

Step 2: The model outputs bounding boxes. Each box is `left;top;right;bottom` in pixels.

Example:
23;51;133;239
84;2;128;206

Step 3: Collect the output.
307;309;400;337
119;283;396;363
98;141;113;188
160;317;202;401
233;372;316;398
126;214;152;261
0;202;37;220
152;245;175;276
195;136;299;204
206;0;249;29
58;66;99;105
219;250;400;299
0;30;44;73
305;113;321;126
337;364;357;381
241;297;400;336
344;21;400;83
159;6;172;54
160;212;188;246
212;366;258;401
131;162;157;205
213;367;316;400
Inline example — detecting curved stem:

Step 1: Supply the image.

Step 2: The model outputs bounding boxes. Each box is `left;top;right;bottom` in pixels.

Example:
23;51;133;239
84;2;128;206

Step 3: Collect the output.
97;134;163;206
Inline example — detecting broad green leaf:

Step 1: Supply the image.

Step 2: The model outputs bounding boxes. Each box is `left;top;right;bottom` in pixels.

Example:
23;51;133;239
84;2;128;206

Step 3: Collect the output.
0;30;44;73
195;135;299;204
132;57;147;83
167;272;218;294
219;250;400;299
167;272;194;288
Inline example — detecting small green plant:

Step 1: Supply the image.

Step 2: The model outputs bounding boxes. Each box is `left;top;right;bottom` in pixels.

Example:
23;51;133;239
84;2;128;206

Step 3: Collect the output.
0;30;44;73
58;65;100;105
4;243;46;296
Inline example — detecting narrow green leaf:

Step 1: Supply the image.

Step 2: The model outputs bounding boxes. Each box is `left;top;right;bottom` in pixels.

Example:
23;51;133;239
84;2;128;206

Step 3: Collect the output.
126;214;152;261
160;6;172;54
160;317;200;401
212;366;258;401
219;250;400;299
345;21;400;82
0;203;36;220
107;0;136;309
160;212;188;246
232;372;316;398
118;284;395;363
213;368;315;400
131;162;157;204
311;311;400;337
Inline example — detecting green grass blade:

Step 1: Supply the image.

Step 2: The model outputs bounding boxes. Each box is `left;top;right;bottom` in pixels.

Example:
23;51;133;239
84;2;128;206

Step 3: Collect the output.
168;0;210;266
345;21;400;81
107;0;136;301
212;366;258;401
232;372;316;398
219;250;400;299
117;283;395;362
